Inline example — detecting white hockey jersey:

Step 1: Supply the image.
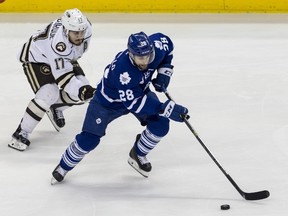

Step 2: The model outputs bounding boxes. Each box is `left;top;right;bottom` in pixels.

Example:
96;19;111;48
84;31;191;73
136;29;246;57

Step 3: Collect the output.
18;18;92;82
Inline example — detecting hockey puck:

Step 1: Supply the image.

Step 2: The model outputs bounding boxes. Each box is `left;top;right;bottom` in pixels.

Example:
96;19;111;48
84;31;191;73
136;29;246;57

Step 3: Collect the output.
220;204;230;210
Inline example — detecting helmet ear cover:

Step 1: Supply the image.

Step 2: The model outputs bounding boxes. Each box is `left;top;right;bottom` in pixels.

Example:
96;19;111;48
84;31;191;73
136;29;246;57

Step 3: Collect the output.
62;8;88;32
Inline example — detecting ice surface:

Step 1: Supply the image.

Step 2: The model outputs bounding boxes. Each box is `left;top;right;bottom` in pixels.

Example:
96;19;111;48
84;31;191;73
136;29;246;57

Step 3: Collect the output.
1;13;287;216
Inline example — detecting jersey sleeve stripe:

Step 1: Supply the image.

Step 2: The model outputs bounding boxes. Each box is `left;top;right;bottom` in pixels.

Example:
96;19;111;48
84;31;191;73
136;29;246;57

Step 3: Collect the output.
134;95;147;113
99;80;122;103
56;72;74;89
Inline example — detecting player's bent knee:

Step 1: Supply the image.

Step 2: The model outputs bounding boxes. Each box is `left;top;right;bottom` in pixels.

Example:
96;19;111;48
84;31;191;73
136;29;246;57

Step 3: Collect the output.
35;84;60;107
33;98;50;111
76;131;100;152
147;117;170;137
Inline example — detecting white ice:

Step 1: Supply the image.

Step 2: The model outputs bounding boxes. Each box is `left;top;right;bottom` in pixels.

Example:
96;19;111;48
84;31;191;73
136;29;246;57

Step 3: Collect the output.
1;13;288;216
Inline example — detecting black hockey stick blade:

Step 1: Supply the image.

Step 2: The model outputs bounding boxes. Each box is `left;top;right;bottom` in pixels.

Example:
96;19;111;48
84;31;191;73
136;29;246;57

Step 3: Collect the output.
242;190;270;200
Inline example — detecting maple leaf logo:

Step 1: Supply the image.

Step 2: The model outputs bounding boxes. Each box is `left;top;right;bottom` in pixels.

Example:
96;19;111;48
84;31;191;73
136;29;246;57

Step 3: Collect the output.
119;72;131;85
154;40;163;50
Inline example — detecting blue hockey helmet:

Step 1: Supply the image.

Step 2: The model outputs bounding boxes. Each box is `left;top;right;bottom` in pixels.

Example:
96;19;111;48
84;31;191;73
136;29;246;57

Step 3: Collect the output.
127;32;155;69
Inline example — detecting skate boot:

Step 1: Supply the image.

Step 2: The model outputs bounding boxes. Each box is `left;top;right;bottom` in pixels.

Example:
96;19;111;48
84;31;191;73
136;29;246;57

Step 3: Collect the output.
51;164;68;185
46;107;65;132
8;125;30;151
128;134;152;178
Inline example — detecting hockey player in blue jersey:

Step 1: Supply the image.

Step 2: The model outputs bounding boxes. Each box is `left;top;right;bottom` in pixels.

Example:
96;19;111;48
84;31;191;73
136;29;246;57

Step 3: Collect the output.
51;31;188;183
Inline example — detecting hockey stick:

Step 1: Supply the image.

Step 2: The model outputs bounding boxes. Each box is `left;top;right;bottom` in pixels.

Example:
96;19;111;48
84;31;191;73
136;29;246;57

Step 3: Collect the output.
164;89;270;200
50;101;87;109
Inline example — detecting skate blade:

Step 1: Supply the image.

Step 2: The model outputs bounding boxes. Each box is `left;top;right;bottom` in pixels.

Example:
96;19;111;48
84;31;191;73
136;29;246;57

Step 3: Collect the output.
8;138;27;151
51;177;60;185
46;110;60;132
128;157;149;178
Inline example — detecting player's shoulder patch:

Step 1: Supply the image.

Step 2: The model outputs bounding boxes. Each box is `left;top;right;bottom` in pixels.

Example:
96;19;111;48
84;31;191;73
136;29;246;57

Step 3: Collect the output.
51;30;72;56
151;33;173;53
52;40;71;56
55;42;66;52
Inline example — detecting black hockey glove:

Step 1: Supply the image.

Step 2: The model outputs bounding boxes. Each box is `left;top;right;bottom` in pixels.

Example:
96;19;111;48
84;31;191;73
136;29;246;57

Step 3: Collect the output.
159;100;188;122
78;85;96;101
152;66;173;92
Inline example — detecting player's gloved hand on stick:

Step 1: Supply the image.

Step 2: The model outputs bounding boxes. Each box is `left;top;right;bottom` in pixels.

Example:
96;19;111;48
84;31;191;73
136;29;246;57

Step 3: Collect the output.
78;85;96;101
152;66;173;92
159;100;188;122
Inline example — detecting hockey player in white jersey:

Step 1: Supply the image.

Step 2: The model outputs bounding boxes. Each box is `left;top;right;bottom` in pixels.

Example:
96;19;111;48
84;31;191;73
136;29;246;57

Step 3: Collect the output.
8;8;96;151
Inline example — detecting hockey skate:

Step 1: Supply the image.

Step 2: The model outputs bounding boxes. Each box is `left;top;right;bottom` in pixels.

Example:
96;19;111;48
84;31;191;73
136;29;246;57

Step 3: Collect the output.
128;134;152;178
51;164;68;185
8;125;30;151
46;107;65;132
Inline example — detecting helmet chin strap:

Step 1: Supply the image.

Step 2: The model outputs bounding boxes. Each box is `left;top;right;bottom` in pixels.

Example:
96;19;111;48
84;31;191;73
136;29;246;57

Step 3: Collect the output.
128;53;136;65
63;27;69;36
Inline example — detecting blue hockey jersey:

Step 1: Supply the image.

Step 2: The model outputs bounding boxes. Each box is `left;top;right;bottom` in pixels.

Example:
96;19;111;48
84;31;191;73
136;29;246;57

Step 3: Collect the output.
94;32;174;116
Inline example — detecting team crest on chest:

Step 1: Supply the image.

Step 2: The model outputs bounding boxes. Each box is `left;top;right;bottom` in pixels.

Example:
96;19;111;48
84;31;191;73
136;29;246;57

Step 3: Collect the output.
56;42;66;52
119;72;131;85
